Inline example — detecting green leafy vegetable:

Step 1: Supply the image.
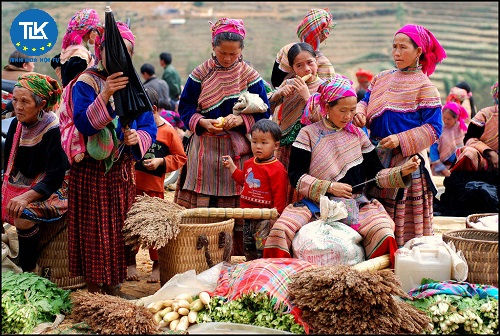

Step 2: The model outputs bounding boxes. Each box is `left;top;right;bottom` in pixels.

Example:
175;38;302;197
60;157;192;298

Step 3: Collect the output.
2;271;73;334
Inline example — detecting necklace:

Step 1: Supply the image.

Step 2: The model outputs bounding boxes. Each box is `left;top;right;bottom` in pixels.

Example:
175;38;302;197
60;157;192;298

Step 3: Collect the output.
255;155;275;163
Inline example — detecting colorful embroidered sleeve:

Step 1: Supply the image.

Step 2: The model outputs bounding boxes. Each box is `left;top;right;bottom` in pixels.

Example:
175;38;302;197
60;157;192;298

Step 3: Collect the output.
397;123;439;157
122;112;156;160
297;174;331;203
464;138;491;155
375;166;411;189
178;77;202;131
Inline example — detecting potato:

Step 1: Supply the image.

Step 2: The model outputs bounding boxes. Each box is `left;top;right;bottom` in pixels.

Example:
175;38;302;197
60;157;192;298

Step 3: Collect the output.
161;299;174;307
158;306;173;318
188;310;198;324
169;319;180;331
176;316;190;331
163;311;180;324
153;312;163;325
190;299;204;312
147;301;165;313
177;299;191;309
158;320;168;329
175;293;193;303
177;307;190;316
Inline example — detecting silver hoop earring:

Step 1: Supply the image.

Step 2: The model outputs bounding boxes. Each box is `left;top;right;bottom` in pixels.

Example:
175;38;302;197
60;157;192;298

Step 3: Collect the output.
416;57;420;68
37;110;44;121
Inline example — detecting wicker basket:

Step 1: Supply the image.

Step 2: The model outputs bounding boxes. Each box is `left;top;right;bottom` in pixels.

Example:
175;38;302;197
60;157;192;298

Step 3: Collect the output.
466;213;498;228
37;215;86;290
158;207;279;286
442;229;498;287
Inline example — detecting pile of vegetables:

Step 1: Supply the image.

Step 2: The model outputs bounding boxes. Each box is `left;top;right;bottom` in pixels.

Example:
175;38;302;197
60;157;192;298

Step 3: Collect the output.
2;270;72;334
406;293;498;334
196;291;305;334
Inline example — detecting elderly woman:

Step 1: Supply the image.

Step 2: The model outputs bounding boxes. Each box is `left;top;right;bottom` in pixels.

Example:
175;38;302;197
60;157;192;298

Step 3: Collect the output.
353;24;445;248
271;8;336;88
264;75;421;267
63;21;156;298
2;74;68;273
51;8;101;87
175;17;270;256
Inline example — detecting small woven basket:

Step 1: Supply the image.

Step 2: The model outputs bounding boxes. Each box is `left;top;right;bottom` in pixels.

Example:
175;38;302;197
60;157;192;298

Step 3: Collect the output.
442;229;498;287
37;215;86;290
466;213;498;228
158;207;279;286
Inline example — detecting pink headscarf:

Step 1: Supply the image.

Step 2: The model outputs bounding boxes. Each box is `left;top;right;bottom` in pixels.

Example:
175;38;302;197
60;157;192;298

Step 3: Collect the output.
302;74;357;131
94;21;135;62
296;8;334;51
491;82;498;105
395;24;446;76
442;101;468;132
209;18;246;40
62;8;101;49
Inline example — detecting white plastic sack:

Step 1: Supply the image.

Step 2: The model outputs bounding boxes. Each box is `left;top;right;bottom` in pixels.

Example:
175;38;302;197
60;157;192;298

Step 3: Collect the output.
292;196;365;266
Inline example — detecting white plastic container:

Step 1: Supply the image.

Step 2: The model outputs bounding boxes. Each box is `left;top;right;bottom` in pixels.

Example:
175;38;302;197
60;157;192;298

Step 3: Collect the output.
394;246;452;293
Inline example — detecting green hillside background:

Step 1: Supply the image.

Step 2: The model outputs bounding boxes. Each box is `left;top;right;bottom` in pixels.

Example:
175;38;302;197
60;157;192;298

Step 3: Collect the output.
2;1;498;109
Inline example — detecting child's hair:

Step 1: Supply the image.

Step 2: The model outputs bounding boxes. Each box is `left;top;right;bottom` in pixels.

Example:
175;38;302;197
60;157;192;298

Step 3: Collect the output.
157;98;171;110
251;119;281;142
287;42;316;68
144;87;159;107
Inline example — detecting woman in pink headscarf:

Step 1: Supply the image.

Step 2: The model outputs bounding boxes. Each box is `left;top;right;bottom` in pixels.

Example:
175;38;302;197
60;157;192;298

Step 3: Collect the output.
353;24;446;248
430;101;468;176
175;18;270;257
271;8;336;88
51;8;102;87
65;20;156;299
264;75;421;267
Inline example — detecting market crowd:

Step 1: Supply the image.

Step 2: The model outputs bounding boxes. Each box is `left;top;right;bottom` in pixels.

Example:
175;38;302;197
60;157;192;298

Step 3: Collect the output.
2;7;498;300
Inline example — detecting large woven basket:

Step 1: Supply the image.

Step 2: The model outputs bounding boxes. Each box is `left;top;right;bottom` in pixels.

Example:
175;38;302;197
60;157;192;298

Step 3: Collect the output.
37;215;86;290
442;229;498;287
158;207;279;286
466;213;498;228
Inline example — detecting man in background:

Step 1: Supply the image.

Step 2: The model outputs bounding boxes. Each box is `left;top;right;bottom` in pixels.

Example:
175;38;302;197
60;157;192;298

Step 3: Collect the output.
140;63;173;110
159;52;182;109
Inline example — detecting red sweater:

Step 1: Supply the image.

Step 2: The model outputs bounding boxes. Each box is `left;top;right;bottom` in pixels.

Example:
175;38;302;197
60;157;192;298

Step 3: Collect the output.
232;157;288;214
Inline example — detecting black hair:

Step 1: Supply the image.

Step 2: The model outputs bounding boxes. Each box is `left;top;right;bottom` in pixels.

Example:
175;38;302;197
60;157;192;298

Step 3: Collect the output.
456;81;476;117
157;98;171;110
213;32;244;49
159;52;172;65
287;42;316;69
9;50;30;68
251;119;281;142
356;89;366;102
144;87;159;107
140;63;155;76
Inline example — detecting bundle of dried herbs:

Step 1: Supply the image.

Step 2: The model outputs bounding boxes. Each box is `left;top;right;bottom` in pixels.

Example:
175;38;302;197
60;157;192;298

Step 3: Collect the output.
288;265;432;334
123;194;185;250
72;291;158;334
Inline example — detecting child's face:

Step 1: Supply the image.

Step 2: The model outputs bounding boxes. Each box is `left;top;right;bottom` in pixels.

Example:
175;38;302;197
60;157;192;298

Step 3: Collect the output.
442;109;457;128
251;130;279;160
292;50;318;79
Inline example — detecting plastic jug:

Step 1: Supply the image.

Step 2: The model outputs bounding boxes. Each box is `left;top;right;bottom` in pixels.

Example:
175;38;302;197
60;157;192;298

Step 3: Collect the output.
394;245;452;293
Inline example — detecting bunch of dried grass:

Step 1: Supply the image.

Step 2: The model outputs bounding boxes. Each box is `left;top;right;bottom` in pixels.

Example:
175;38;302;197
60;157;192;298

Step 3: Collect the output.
123;194;185;250
71;291;158;334
288;265;432;334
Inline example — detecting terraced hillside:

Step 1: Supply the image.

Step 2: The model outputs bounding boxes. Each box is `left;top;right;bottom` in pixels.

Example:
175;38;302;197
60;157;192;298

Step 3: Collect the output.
2;1;498;108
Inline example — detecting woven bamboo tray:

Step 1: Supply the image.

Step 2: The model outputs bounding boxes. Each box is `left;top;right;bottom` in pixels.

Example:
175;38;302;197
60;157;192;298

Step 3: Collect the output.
442;229;498;287
37;215;86;290
466;213;498;229
158;207;279;286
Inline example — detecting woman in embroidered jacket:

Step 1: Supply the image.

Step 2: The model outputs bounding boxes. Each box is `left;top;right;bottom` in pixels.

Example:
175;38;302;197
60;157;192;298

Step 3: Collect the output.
353;24;445;248
175;18;270;256
430;101;468;177
263;75;421;267
3;74;67;273
65;21;156;298
451;82;498;172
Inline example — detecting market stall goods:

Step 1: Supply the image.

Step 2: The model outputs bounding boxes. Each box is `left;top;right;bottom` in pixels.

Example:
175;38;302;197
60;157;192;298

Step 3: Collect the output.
288;265;432;334
71;291;159;334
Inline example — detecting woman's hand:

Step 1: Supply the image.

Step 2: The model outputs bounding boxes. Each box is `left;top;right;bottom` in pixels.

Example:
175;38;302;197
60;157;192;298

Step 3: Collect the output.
142;158;162;170
401;155;421;176
7;195;30;220
102;72;129;102
328;181;352;198
352;113;366;127
485;150;499;171
123;127;138;146
223;114;243;130
378;134;400;149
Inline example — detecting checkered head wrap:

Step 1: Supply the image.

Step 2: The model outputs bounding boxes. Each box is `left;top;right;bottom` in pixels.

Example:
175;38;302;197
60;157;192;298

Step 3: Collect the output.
296;8;335;51
209;18;246;40
62;8;101;49
94;21;135;62
15;74;62;111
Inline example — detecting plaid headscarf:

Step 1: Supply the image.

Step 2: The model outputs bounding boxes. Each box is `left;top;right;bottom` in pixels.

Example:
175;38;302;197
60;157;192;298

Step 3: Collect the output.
296;8;335;51
302;74;357;131
209;17;246;40
491;82;498;105
94;21;135;62
396;24;446;76
14;74;62;111
442;101;468;132
62;8;101;49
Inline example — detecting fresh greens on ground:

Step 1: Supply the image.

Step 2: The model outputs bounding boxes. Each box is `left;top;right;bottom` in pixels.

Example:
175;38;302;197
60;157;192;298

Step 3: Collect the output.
196;291;305;334
2;270;73;334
